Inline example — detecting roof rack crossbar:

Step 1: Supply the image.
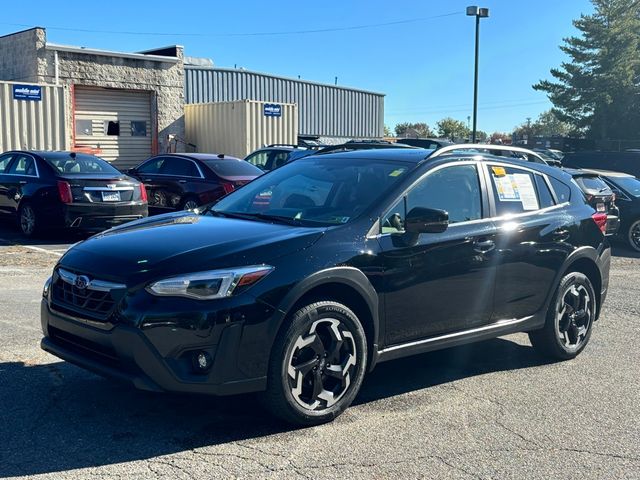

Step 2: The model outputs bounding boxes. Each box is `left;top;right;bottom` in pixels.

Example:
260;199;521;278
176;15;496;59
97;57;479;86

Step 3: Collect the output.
425;143;547;163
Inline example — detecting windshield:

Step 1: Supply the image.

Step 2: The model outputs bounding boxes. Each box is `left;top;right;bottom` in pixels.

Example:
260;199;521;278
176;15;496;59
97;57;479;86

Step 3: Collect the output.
44;154;121;175
612;176;640;197
209;157;411;226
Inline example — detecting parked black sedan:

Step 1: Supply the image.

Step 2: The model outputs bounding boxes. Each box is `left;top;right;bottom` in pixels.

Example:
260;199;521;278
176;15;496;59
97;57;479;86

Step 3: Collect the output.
0;150;147;237
127;153;263;212
586;169;640;251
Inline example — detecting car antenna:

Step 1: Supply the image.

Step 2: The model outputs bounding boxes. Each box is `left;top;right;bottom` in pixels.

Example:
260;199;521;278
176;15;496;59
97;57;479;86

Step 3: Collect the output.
70;152;76;158
217;153;225;159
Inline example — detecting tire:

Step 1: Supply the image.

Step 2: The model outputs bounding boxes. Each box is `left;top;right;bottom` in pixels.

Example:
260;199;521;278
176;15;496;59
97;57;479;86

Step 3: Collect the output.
181;197;199;211
528;272;596;360
263;301;367;426
627;219;640;252
17;203;38;237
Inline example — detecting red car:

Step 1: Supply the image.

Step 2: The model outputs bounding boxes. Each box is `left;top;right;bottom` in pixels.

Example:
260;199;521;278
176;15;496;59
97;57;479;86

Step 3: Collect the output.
128;153;263;212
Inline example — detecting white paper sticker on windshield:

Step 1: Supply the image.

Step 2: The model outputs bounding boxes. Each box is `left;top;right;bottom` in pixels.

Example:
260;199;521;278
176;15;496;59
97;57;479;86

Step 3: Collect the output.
513;174;539;210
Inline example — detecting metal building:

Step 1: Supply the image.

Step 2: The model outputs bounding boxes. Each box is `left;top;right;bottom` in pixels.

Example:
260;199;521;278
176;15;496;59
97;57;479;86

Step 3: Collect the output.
185;64;385;141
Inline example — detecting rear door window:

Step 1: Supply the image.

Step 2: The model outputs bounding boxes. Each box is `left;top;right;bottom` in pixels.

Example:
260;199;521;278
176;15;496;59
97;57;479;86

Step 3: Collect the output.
246;151;269;170
137;157;165;174
0;154;14;173
7;154;37;176
488;165;544;215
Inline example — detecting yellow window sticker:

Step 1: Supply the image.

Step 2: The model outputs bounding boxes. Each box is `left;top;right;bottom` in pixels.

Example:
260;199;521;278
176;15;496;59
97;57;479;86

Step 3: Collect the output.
389;169;405;177
492;166;506;176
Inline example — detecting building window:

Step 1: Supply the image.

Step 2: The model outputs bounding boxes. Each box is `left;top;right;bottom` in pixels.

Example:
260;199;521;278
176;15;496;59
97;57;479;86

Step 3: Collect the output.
105;121;120;136
75;119;92;136
131;121;147;137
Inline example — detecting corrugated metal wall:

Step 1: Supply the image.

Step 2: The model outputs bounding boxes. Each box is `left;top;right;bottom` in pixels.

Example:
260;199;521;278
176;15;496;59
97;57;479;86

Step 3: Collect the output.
185;67;384;139
185;100;297;158
0;81;69;152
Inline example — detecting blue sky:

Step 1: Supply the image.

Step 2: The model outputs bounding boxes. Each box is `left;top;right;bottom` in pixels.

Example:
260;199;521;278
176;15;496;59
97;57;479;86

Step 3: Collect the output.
0;0;593;134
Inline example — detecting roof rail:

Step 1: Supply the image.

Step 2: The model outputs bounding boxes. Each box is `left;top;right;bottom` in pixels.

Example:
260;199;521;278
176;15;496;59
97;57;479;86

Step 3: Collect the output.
266;143;300;148
426;143;549;165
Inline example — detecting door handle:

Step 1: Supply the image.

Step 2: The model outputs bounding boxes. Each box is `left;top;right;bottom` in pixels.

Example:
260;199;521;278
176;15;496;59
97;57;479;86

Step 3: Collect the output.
553;228;570;241
143;179;152;182
473;238;495;253
178;180;187;183
19;180;27;185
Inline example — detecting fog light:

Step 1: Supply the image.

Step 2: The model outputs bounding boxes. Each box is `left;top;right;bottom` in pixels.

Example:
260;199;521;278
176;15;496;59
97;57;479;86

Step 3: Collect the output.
192;351;212;373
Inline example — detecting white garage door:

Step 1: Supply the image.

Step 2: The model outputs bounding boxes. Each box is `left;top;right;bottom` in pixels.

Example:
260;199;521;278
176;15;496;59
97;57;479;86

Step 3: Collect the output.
74;87;153;169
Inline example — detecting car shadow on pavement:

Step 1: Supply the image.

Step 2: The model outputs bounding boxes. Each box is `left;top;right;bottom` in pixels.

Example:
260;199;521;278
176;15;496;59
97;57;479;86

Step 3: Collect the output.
0;336;551;478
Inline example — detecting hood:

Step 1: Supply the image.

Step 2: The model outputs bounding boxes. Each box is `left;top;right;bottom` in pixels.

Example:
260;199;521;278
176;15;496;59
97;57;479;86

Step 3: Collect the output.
59;212;325;283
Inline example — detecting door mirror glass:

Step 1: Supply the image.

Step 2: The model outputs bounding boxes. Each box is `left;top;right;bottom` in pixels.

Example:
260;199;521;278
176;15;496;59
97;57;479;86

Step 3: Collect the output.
405;207;449;234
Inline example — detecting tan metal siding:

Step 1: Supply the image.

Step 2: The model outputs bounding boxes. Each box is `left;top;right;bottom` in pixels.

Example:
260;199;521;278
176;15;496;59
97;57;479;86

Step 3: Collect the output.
74;87;152;169
0;81;69;152
185;100;297;158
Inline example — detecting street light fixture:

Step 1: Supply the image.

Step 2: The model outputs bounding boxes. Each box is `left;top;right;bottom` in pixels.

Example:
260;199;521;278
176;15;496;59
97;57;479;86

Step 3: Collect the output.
467;6;489;143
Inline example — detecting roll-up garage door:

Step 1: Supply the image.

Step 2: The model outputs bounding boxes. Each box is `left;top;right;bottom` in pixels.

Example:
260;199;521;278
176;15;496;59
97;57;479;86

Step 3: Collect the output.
74;87;153;169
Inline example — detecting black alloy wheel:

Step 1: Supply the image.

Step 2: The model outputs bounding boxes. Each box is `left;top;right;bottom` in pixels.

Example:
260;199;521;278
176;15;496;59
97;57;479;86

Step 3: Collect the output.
264;301;367;426
529;272;596;360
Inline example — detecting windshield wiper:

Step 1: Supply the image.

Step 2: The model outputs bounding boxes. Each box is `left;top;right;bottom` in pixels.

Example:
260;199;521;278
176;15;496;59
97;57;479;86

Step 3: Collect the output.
208;210;305;226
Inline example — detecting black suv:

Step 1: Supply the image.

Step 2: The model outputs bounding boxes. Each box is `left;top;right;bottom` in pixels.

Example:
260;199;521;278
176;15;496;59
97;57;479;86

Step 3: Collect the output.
41;148;610;425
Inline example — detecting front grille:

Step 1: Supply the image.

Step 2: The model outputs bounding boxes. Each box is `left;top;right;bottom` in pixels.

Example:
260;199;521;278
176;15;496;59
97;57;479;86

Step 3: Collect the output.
50;269;125;322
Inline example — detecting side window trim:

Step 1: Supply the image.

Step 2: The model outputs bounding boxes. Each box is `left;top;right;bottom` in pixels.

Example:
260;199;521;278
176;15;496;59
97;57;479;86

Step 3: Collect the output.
378;161;489;235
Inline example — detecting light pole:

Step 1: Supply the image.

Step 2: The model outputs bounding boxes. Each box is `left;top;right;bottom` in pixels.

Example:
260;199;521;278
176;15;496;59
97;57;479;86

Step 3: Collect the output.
466;6;489;143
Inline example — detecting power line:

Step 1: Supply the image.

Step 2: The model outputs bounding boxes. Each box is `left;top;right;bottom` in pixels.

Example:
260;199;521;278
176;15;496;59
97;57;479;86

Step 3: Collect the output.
0;12;463;38
387;98;551;114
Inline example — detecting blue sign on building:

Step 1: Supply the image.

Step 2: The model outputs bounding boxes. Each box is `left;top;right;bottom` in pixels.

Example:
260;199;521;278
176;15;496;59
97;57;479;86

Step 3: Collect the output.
264;103;282;117
12;84;42;101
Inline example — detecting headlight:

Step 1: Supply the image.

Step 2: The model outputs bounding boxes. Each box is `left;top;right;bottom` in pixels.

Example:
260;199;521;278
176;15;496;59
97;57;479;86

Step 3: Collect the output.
43;276;52;298
146;265;273;300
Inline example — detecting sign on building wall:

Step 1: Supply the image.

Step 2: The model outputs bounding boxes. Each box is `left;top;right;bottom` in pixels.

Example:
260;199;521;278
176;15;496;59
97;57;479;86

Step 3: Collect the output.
12;84;42;101
263;103;282;117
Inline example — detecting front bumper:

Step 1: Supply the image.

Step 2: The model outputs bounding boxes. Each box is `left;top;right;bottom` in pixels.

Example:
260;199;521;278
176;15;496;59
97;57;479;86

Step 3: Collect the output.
40;299;267;396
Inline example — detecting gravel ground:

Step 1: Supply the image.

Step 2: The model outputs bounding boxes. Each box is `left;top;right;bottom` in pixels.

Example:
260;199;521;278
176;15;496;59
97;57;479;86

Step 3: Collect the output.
0;240;638;479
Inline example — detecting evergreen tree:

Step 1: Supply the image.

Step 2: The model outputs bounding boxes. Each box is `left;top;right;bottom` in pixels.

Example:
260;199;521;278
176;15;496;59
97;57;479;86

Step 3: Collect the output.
534;0;640;140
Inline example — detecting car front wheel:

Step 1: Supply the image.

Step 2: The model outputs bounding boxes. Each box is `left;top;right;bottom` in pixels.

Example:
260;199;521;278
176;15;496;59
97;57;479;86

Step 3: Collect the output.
529;272;596;360
263;301;367;426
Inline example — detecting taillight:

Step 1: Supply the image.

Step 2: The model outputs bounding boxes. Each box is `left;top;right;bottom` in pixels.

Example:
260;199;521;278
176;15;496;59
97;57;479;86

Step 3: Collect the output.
222;182;235;194
57;181;73;204
139;183;148;202
592;212;607;234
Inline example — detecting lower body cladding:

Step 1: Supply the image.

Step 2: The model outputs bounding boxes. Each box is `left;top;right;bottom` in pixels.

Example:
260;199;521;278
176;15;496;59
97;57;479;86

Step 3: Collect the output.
40;293;275;396
45;202;148;232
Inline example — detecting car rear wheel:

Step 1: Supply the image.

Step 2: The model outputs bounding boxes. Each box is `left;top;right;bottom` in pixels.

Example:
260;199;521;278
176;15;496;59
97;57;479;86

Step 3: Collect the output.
627;219;640;252
182;198;199;211
263;301;367;426
18;203;38;237
529;272;596;360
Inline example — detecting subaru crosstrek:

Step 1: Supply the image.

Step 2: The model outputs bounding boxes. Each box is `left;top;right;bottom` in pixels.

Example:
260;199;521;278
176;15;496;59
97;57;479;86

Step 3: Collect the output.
41;148;611;425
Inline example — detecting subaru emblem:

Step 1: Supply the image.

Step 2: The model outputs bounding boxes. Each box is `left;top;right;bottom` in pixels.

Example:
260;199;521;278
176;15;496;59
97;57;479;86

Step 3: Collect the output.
74;275;90;290
107;184;117;190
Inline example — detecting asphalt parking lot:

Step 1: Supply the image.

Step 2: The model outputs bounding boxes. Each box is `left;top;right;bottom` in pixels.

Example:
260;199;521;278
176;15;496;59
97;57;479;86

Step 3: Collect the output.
0;221;639;479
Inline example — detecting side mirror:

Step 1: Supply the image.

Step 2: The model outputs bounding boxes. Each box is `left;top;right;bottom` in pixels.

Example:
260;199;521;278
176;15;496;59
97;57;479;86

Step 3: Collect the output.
405;207;449;234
